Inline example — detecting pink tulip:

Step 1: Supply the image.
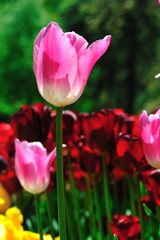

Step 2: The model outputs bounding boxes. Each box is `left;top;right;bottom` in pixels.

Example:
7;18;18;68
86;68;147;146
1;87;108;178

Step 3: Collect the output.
139;110;160;168
33;22;111;107
158;0;160;4
15;139;56;194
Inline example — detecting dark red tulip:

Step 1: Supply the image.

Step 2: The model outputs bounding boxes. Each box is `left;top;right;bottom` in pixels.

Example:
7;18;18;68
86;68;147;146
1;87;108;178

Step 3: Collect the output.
79;109;124;154
0;155;7;172
141;169;160;205
0;123;15;160
110;214;141;240
120;113;140;137
10;103;51;143
115;133;148;177
0;122;22;193
49;110;78;149
71;162;88;191
0;168;22;194
78;145;101;174
65;159;94;191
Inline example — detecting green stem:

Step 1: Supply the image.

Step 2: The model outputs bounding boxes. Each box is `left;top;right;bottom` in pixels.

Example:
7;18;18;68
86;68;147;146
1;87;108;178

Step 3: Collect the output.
102;154;112;239
136;174;145;240
34;194;43;240
122;177;128;214
16;191;24;213
156;205;160;236
45;190;55;239
56;107;67;240
86;173;96;238
112;174;119;214
67;150;83;240
93;173;104;240
65;192;76;240
128;176;137;216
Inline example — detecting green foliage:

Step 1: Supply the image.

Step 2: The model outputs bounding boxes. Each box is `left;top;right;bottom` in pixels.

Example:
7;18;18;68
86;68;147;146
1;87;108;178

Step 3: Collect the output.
0;0;160;117
0;0;49;116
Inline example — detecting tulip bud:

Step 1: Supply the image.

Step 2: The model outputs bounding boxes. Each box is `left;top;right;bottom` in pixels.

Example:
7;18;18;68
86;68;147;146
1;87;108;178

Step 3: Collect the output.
15;139;56;194
139;110;160;168
33;22;111;107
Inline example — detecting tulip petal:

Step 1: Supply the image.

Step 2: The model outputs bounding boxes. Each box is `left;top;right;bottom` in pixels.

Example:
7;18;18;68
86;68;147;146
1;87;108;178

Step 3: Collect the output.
34;22;78;106
15;139;54;194
33;27;46;77
139;110;151;143
21;161;37;193
79;35;111;83
139;110;160;169
33;22;111;107
15;140;36;185
143;135;160;169
45;148;56;181
67;35;111;105
46;148;56;172
27;142;48;179
65;31;88;58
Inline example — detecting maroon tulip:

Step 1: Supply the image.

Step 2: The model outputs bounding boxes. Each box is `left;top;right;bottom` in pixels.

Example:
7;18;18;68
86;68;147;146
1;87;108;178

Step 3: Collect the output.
79;109;123;154
71;162;88;191
0;123;15;160
10;103;51;143
49;110;78;149
141;169;160;205
79;145;101;174
110;214;141;240
0;168;22;194
120;114;140;137
0;155;7;172
65;158;94;191
115;133;148;177
0;123;21;193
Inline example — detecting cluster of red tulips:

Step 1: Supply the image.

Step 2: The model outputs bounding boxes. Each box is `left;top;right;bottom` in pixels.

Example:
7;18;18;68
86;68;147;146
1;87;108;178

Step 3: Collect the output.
0;102;160;239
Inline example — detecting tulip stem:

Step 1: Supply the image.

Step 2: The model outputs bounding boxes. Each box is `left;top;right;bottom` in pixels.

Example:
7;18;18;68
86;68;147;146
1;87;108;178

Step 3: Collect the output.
112;174;119;214
122;177;128;213
156;205;160;237
34;194;43;240
102;153;112;239
67;150;83;240
93;173;104;240
45;190;55;239
56;107;67;240
136;173;145;240
65;192;76;240
86;173;96;238
17;191;24;214
128;176;137;216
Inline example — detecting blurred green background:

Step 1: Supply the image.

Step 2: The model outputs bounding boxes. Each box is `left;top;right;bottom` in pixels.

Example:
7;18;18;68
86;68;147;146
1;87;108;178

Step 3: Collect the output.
0;0;160;120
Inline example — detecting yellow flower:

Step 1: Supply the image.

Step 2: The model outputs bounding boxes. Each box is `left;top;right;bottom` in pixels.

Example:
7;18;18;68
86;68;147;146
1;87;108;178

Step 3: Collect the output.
54;237;60;240
0;206;53;240
23;231;53;240
0;207;23;240
0;184;11;214
5;207;23;229
0;215;6;239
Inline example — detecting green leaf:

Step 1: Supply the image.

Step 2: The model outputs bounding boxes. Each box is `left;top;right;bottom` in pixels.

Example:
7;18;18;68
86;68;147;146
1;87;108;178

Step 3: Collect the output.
143;203;152;216
113;234;118;240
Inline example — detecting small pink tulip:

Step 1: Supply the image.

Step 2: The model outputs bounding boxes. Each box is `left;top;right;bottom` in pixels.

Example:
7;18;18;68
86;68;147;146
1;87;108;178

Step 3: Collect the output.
33;22;111;107
139;110;160;168
15;139;56;194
